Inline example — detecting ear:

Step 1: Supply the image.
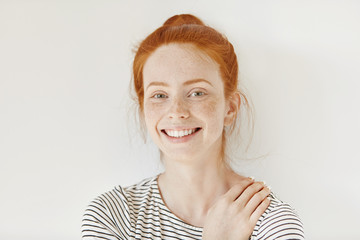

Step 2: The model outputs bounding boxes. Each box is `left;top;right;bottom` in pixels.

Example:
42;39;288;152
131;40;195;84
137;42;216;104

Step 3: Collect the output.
224;91;241;126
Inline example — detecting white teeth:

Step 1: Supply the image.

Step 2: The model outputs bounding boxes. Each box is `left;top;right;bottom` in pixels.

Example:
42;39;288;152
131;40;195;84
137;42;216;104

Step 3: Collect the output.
165;128;197;138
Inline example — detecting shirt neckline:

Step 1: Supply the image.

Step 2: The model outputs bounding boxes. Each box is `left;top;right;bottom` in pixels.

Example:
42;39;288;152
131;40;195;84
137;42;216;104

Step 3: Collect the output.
152;173;203;231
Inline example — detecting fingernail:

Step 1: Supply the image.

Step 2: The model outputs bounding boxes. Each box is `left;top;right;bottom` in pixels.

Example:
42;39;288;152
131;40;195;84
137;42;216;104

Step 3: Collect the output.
249;176;255;181
267;185;272;191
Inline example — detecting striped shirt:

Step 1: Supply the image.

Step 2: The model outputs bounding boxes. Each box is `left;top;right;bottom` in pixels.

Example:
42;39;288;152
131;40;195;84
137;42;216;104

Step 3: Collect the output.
81;175;305;239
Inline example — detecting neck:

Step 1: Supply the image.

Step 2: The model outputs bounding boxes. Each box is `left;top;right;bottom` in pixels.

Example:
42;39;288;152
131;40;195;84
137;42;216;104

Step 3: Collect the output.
157;152;242;227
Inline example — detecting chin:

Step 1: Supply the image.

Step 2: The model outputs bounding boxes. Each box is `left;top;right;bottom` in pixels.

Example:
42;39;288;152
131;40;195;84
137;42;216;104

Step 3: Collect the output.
160;148;202;163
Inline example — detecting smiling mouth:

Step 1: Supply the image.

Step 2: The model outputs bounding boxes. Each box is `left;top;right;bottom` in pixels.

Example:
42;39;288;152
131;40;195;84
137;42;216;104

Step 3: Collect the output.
161;128;202;138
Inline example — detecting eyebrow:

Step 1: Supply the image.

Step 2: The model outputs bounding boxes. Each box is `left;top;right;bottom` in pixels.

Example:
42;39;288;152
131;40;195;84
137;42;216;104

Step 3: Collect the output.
145;79;213;91
184;79;213;87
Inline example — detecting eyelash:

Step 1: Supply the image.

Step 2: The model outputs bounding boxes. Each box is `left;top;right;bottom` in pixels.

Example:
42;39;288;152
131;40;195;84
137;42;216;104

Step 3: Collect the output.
189;91;205;97
153;93;167;99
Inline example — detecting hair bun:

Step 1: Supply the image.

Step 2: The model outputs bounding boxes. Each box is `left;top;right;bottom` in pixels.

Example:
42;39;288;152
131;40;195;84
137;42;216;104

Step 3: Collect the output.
163;14;205;27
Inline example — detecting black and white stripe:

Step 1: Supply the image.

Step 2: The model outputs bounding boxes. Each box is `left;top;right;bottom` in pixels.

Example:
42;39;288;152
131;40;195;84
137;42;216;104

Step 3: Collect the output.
82;175;304;239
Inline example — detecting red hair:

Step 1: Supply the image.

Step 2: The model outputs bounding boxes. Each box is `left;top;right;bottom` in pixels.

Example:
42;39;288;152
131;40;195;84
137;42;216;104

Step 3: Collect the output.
132;14;253;164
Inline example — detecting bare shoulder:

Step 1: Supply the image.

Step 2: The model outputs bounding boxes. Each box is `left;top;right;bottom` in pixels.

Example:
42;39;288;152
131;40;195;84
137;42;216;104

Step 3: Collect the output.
226;171;250;187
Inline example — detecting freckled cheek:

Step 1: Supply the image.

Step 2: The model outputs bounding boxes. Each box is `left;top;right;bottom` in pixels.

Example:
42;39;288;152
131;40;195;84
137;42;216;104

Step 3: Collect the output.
193;101;225;129
144;103;166;129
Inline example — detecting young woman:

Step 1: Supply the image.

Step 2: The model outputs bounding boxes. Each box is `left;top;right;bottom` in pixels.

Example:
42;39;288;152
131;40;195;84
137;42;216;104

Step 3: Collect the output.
81;14;304;240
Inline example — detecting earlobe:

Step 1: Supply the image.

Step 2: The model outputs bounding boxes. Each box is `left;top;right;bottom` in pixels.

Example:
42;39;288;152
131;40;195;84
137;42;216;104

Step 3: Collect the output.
224;91;241;126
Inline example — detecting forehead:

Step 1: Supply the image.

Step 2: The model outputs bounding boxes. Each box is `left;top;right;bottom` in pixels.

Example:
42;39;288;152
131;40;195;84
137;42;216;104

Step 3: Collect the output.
143;43;221;86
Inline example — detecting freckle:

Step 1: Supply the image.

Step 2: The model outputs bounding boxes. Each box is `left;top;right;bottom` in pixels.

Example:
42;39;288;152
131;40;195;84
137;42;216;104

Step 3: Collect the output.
203;100;218;113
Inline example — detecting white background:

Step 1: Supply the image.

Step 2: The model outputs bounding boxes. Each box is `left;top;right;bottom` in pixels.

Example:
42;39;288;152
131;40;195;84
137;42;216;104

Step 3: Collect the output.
1;0;359;239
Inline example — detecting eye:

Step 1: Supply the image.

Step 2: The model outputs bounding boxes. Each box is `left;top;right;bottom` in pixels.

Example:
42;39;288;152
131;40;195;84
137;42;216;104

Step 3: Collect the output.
189;91;205;97
152;93;167;99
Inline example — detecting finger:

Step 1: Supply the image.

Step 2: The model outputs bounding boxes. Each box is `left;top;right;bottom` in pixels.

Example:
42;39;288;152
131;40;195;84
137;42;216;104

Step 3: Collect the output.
249;196;271;225
234;181;266;207
244;186;271;215
224;178;254;202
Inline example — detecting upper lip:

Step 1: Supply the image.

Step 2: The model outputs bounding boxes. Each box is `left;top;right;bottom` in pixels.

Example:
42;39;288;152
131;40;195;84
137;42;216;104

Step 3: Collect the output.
161;127;201;131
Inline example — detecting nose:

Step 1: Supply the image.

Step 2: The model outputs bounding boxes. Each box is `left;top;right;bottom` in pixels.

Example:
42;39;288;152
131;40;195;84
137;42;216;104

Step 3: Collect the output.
167;97;189;119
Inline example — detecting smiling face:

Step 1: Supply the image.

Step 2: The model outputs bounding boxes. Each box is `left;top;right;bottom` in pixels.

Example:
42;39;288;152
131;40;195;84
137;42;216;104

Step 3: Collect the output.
143;43;234;163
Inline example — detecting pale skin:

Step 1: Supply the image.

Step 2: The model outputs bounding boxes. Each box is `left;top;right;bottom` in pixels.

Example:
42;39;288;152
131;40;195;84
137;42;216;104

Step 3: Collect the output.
142;43;271;240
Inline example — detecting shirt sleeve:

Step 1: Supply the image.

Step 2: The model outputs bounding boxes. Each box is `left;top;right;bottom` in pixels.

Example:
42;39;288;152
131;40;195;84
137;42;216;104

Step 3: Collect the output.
252;194;305;240
81;188;131;240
